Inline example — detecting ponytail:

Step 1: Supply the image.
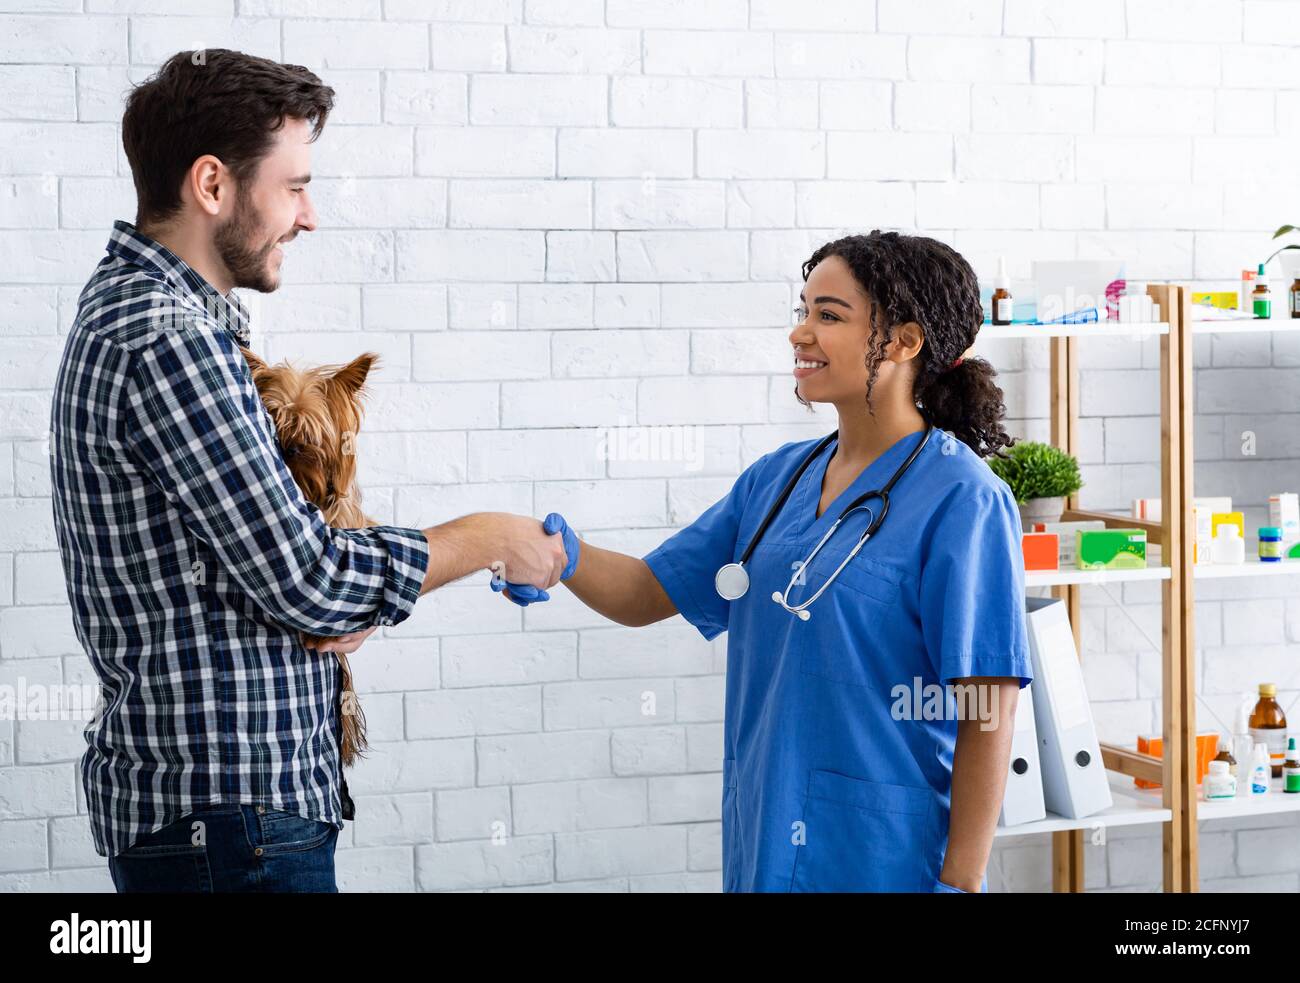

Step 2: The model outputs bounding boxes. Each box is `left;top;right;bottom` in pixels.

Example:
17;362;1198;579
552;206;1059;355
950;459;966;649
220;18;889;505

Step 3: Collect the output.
917;356;1016;460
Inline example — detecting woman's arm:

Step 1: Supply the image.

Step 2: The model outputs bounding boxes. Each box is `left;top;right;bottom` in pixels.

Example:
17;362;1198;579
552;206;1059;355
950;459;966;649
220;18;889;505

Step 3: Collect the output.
940;678;1020;892
563;539;679;627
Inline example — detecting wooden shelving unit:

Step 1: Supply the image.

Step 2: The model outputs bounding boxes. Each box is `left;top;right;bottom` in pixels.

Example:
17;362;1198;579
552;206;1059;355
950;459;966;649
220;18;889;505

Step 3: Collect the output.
979;288;1195;892
989;290;1300;891
1178;309;1300;885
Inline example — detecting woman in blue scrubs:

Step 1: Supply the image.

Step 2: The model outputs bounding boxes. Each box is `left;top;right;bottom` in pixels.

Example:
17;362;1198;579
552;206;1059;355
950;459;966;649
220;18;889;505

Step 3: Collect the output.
503;231;1032;893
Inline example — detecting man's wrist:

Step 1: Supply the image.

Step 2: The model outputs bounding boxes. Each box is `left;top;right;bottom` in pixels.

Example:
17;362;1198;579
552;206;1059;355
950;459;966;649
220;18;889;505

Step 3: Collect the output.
467;512;507;570
420;513;503;595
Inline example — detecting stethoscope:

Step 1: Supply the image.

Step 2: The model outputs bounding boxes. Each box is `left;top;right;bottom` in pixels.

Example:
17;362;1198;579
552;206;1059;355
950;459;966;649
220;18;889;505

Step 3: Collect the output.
714;424;934;621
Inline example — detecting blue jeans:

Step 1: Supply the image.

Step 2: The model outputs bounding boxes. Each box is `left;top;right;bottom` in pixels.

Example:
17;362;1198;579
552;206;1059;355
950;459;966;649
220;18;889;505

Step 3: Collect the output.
108;803;339;893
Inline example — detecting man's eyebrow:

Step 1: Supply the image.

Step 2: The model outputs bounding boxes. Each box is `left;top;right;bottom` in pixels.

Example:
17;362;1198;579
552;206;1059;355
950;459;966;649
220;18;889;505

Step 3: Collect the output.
287;174;312;185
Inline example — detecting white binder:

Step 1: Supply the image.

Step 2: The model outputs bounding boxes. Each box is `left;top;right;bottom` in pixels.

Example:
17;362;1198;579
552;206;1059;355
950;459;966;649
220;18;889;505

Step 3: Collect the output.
1024;596;1112;819
999;681;1046;827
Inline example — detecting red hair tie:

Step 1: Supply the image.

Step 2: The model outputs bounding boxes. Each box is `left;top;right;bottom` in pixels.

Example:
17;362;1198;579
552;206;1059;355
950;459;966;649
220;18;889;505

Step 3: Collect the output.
950;357;964;369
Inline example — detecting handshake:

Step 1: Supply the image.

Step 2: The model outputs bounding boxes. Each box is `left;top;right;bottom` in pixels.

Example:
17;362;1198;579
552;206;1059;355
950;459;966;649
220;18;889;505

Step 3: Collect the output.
488;512;581;607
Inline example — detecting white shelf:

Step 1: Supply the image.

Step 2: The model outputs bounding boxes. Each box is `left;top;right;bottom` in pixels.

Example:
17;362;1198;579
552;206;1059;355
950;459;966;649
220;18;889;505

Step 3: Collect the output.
1191;311;1300;334
980;320;1168;339
1118;775;1300;822
995;773;1172;838
1195;778;1300;821
1193;560;1300;579
1025;565;1170;589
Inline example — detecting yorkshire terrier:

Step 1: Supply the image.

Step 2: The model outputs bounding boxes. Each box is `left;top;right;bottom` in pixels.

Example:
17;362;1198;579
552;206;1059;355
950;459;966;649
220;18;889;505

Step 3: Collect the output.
239;346;381;769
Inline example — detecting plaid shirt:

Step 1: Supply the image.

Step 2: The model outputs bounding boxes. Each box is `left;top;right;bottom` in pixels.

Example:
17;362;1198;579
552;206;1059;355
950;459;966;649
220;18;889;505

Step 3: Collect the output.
50;220;430;858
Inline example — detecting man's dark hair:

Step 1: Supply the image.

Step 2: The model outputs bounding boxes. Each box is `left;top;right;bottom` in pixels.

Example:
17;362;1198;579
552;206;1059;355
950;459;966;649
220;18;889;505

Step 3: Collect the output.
122;48;335;230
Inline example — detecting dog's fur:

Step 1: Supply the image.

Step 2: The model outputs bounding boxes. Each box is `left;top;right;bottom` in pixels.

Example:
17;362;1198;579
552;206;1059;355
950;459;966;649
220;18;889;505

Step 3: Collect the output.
239;346;381;769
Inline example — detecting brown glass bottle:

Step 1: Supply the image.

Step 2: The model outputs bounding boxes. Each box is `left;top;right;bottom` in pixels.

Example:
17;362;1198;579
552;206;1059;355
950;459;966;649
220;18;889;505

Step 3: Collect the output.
991;256;1013;325
1249;683;1288;778
1290;277;1300;318
1213;735;1236;780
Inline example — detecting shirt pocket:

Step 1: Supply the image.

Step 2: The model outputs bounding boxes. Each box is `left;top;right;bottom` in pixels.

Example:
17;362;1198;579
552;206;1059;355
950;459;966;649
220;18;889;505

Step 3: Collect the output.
797;554;907;691
790;769;934;892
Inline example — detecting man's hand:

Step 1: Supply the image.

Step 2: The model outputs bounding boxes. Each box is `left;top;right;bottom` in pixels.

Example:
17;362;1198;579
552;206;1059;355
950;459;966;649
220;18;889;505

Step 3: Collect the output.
488;512;569;590
492;513;580;607
300;625;378;655
418;511;574;598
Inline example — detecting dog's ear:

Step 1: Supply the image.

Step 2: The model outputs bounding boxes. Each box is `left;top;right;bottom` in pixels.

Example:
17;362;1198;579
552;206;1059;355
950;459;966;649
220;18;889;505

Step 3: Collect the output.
330;352;379;397
239;346;269;376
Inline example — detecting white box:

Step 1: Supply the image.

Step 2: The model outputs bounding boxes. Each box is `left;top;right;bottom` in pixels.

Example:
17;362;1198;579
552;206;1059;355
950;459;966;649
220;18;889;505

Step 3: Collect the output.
1270;493;1299;552
1031;519;1105;567
1193;496;1231;565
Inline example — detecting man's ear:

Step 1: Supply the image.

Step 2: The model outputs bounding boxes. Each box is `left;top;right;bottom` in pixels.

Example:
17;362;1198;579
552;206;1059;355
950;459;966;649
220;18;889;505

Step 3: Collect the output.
239;346;268;375
889;321;926;362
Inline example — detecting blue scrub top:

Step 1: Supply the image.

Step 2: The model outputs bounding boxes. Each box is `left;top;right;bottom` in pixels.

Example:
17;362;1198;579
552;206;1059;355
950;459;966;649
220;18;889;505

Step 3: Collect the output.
643;427;1033;893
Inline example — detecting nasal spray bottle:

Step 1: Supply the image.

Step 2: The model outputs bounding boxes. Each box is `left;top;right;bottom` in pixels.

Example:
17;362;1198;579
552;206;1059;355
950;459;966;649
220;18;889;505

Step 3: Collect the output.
1251;743;1272;796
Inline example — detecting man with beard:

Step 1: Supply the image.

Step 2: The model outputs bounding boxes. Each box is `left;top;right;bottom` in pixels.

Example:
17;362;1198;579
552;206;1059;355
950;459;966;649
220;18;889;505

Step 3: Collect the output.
49;49;567;892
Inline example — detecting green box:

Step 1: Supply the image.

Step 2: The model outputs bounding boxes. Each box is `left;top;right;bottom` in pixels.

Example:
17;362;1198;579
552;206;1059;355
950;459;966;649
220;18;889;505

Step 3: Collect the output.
1076;528;1147;570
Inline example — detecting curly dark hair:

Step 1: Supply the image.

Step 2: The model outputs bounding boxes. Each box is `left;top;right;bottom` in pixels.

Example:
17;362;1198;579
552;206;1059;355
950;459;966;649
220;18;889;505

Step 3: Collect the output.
122;48;335;230
798;230;1016;460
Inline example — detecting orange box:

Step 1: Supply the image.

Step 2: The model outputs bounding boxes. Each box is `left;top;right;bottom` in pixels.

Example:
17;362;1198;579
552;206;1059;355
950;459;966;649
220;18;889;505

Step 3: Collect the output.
1135;732;1218;789
1022;532;1058;571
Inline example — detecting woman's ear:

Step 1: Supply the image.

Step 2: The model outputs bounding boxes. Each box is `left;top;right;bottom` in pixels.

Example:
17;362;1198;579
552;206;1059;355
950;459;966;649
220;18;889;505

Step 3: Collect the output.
888;321;926;362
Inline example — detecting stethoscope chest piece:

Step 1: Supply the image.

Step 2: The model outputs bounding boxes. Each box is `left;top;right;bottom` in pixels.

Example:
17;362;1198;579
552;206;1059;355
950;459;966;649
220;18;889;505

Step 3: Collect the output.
715;562;750;601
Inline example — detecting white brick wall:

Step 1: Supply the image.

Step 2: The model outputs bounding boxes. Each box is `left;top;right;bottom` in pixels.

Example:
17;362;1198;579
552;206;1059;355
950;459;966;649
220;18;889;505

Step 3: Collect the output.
2;0;1298;894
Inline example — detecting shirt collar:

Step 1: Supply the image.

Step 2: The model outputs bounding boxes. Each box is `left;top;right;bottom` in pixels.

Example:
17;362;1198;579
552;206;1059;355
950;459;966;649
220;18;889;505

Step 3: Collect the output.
105;219;252;348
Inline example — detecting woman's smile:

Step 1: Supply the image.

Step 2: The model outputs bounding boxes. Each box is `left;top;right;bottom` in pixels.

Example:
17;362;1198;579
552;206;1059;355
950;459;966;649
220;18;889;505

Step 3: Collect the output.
793;354;829;379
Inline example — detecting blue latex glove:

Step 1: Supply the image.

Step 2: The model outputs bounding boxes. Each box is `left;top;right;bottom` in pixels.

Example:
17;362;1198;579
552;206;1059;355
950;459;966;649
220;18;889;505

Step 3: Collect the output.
489;576;548;606
546;512;580;581
491;513;580;607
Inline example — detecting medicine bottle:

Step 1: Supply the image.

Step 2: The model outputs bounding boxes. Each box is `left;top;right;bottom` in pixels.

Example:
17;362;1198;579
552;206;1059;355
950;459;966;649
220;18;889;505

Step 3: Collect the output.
1212;734;1236;780
1259;526;1282;562
1252;263;1271;319
1204;760;1236;801
1251;743;1271;795
1290;277;1300;318
1249;684;1288;778
991;257;1013;325
1285;738;1300;794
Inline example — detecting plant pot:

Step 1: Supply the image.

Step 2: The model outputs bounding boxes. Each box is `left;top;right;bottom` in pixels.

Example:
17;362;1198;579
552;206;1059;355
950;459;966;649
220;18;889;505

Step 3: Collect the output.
1274;248;1300;284
1018;496;1065;533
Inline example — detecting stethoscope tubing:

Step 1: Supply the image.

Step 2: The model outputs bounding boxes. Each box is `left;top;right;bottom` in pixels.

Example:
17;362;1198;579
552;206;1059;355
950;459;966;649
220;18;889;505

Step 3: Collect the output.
720;423;934;613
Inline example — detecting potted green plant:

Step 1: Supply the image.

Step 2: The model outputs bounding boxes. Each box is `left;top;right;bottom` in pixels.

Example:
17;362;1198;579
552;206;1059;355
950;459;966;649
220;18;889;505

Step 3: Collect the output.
986;441;1083;532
